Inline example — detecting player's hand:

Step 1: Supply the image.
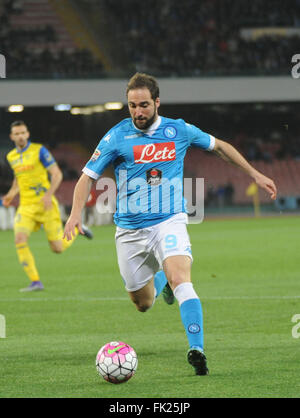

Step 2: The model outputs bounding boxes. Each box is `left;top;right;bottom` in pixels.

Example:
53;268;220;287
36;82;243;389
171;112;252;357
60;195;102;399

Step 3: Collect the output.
2;195;12;207
254;173;277;200
63;215;84;241
41;193;53;210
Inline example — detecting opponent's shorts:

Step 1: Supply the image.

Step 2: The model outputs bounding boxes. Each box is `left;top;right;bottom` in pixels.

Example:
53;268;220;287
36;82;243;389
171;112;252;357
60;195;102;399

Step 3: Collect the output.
14;198;63;242
115;213;193;292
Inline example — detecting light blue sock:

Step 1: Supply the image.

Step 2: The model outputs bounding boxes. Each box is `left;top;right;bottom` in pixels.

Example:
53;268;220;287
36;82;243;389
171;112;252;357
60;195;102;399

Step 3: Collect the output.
154;271;168;298
179;298;204;350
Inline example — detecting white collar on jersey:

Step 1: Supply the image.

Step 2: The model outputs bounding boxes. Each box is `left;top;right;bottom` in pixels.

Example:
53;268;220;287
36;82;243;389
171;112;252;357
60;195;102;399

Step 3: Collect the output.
133;116;162;136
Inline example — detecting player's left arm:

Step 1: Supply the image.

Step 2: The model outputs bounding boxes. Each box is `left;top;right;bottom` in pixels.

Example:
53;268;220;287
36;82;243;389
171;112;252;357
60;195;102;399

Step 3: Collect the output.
213;138;277;200
41;163;63;210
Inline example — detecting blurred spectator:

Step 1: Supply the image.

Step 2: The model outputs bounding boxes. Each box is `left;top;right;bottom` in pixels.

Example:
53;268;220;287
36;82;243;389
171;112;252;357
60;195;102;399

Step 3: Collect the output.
224;182;235;205
217;185;226;208
206;185;217;207
206;182;234;207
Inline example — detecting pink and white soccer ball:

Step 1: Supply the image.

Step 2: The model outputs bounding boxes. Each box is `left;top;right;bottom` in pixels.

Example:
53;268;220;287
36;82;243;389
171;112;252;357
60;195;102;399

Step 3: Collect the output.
96;341;138;384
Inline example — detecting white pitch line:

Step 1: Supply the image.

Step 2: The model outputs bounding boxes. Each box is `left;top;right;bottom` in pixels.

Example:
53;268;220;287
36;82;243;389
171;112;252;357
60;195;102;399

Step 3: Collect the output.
202;295;300;300
0;296;129;302
0;295;299;302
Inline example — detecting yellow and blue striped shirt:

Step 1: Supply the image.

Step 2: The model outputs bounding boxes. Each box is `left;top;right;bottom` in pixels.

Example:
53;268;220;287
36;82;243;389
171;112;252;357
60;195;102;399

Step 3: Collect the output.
7;141;56;206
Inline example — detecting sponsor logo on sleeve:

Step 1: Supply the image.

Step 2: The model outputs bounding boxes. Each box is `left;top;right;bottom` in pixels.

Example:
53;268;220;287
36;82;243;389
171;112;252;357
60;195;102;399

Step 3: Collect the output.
90;149;101;162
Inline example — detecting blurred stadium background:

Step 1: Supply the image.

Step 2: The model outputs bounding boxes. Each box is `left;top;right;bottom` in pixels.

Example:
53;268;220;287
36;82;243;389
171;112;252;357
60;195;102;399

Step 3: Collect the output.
1;0;300;228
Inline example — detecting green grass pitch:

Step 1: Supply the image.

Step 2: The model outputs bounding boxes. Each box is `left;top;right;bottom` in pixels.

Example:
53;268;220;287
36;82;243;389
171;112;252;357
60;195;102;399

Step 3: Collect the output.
0;216;299;398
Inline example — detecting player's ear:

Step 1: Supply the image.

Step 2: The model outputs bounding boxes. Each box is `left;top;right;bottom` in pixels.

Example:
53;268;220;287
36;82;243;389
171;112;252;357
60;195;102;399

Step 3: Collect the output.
155;97;161;109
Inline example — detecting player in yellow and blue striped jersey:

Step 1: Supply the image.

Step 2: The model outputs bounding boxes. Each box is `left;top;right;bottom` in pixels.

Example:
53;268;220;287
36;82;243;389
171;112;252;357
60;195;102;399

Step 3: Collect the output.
3;121;92;292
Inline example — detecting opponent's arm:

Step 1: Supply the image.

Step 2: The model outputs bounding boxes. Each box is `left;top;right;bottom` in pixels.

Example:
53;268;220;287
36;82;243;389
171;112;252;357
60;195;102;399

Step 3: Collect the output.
213;138;277;200
2;178;19;207
63;173;94;240
41;163;63;210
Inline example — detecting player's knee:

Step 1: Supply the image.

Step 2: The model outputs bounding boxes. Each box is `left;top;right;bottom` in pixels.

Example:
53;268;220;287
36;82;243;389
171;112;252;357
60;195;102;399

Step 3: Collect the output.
136;304;150;313
168;273;182;289
132;299;152;313
15;238;26;246
164;256;192;290
52;247;63;254
15;233;28;245
49;241;63;253
168;273;187;290
50;244;63;254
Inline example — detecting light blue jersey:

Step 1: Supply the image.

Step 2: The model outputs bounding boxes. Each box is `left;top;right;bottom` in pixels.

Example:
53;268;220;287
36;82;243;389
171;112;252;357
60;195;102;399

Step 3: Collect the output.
83;116;215;229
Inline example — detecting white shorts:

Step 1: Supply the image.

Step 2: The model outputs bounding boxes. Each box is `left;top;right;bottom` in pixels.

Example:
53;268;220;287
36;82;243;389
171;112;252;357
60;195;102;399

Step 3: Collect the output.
115;213;193;292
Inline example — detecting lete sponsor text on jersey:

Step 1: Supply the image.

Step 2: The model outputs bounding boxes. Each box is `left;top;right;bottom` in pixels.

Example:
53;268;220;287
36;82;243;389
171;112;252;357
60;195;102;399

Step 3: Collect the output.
133;142;176;164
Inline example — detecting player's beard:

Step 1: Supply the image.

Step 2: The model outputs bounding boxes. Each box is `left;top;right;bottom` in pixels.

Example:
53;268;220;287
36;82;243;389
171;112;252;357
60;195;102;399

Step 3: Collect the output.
133;105;157;130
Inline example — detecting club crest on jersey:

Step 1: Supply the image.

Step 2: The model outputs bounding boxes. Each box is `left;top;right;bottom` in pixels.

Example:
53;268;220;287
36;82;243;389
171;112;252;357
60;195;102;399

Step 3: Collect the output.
163;126;177;139
90;148;101;162
133;142;176;164
146;168;162;186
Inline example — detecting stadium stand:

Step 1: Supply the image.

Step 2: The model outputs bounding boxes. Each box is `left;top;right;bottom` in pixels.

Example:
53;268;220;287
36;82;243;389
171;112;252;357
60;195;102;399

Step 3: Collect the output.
49;0;112;71
99;0;300;76
8;0;74;51
0;0;105;77
51;142;89;178
185;149;300;205
1;0;300;78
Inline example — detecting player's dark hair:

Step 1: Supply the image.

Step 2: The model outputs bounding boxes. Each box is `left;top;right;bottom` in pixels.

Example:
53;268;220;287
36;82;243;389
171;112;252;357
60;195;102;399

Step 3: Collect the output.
10;120;28;131
126;73;159;101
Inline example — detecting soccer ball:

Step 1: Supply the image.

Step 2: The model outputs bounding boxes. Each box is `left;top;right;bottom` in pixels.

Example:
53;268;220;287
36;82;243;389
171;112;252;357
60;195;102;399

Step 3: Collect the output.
96;341;138;384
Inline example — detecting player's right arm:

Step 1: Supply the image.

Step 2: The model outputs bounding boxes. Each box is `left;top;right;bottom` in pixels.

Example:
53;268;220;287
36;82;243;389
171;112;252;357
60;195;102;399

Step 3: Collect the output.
2;178;19;207
64;129;118;241
63;174;94;240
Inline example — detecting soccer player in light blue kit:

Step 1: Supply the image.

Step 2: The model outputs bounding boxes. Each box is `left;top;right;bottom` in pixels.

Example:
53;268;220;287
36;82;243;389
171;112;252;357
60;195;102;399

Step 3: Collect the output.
64;73;277;375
